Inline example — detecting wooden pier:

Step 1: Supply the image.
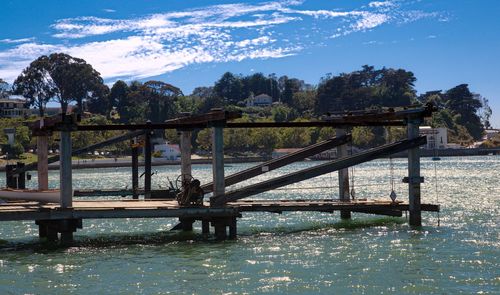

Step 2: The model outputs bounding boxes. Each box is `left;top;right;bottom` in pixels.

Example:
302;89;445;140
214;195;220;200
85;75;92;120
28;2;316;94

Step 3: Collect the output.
1;104;440;243
0;199;439;241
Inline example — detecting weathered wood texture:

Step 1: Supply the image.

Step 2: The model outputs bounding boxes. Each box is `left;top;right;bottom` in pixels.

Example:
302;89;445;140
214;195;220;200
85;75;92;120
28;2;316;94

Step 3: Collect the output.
211;125;225;199
37;136;49;190
12;130;145;176
59;130;72;208
336;128;351;219
407;120;422;226
0;199;438;222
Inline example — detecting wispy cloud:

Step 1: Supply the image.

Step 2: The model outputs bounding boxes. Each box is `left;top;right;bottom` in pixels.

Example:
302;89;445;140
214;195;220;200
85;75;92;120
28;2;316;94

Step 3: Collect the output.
0;37;36;44
0;0;442;83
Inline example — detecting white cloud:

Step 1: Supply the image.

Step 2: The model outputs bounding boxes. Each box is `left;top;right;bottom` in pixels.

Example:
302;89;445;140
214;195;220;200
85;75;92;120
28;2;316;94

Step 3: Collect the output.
369;1;396;8
0;0;442;83
0;37;36;44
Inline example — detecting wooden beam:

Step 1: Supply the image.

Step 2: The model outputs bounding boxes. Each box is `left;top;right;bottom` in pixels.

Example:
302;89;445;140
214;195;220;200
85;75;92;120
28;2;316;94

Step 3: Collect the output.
407;119;422;226
144;129;152;199
12;130;146;175
336;128;350;219
37;135;49;190
180;130;192;181
47;105;435;132
211;123;225;203
201;134;352;193
212;136;427;205
131;140;139;199
59;129;72;208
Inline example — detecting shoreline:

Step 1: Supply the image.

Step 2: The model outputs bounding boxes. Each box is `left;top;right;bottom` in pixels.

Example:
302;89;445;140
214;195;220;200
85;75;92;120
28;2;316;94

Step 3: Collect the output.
0;148;498;172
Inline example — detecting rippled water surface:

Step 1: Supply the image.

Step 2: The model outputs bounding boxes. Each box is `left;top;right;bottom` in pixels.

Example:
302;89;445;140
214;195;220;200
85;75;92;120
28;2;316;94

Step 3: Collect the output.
0;156;499;294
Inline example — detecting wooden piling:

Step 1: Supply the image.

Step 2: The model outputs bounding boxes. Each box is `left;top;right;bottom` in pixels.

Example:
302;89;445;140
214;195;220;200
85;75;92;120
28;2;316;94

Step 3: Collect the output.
180;130;192;181
202;220;210;235
131;139;139;199
37;135;49;190
213;220;227;240
60;130;72;208
336;128;351;219
407;119;422;226
144;128;152;199
228;217;237;240
179;218;194;231
211;123;225;205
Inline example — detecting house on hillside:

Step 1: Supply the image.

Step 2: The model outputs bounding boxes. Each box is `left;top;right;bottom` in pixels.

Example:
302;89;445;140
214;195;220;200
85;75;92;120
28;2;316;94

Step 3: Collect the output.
419;126;448;149
246;93;273;107
0;96;28;118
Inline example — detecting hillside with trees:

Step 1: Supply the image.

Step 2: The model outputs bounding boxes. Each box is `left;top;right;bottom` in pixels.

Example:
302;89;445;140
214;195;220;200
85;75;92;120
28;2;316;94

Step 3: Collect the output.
0;53;494;159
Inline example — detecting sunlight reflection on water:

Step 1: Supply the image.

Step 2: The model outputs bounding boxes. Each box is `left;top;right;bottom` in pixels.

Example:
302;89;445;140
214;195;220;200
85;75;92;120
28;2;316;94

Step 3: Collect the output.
0;156;499;294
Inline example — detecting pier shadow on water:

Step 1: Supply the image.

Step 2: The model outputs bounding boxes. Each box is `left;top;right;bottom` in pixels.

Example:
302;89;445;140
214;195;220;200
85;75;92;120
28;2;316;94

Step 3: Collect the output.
0;216;407;252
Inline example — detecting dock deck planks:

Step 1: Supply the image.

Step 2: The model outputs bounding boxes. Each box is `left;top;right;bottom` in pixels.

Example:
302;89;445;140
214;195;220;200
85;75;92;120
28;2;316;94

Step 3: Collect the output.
0;199;439;221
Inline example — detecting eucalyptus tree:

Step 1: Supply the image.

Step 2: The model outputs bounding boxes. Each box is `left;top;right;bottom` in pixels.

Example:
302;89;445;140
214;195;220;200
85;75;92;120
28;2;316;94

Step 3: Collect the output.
143;80;183;122
13;56;58;117
47;53;106;114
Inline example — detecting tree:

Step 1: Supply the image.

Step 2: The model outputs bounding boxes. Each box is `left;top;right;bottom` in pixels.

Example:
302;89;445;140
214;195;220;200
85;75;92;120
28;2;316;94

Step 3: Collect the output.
47;53;106;114
214;72;244;104
352;126;375;147
315;66;417;115
142;80;183;122
292;90;316;114
12;56;58;117
478;95;492;129
0;78;10;98
444;84;484;140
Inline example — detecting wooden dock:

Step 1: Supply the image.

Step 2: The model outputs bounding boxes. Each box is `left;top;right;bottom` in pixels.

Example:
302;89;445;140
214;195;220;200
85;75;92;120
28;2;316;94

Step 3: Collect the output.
0;199;439;221
0;199;439;242
1;105;441;243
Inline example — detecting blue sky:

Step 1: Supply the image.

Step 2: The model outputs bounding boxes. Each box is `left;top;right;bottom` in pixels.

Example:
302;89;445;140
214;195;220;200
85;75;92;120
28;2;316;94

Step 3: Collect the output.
1;0;499;127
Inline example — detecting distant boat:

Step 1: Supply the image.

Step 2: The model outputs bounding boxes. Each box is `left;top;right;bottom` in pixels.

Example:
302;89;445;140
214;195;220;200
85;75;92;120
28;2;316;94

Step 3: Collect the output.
0;188;61;203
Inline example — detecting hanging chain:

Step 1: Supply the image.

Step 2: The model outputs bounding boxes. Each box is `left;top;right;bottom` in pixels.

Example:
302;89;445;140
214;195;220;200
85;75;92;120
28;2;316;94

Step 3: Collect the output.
390;157;395;192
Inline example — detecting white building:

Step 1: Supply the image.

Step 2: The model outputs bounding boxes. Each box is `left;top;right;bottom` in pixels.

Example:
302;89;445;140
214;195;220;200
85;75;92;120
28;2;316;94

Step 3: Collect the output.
246;94;273;107
419;126;448;149
153;143;181;160
0;96;28;118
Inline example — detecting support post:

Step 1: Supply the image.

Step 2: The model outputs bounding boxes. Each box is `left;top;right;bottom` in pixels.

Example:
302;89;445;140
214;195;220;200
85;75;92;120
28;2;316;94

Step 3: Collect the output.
60;129;72;208
178;218;194;231
131;139;139;199
144;128;152;199
16;162;26;189
37;135;49;190
336;128;351;219
228;217;237;240
202;220;210;235
5;165;16;188
213;220;227;240
180;130;192;181
407;119;422;226
211;122;225;206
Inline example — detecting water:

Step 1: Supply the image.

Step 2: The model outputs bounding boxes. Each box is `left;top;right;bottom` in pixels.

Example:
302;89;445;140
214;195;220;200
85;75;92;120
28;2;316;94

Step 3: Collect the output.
0;156;498;294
